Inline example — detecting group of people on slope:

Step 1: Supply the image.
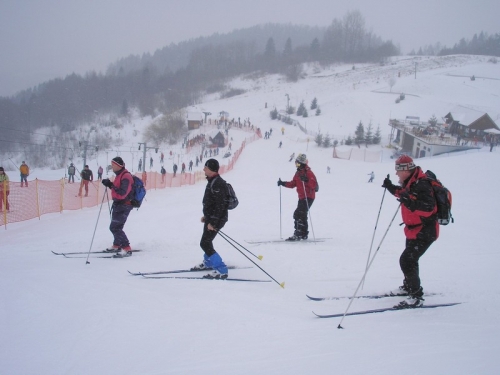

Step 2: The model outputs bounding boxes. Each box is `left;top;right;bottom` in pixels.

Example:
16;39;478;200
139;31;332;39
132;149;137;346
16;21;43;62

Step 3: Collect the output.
89;151;438;301
278;153;438;308
99;156;230;280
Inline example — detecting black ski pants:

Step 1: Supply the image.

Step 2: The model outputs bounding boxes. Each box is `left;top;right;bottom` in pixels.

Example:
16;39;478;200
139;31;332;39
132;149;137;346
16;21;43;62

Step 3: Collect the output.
293;198;314;237
399;238;434;293
200;221;226;257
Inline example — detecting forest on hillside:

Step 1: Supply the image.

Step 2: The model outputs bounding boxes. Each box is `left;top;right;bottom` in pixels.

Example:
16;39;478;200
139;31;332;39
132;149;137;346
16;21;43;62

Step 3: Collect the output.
1;9;497;166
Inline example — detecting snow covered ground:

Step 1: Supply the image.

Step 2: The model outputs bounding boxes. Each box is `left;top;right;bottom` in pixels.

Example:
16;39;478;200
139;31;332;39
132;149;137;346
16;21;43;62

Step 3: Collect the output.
1;55;500;374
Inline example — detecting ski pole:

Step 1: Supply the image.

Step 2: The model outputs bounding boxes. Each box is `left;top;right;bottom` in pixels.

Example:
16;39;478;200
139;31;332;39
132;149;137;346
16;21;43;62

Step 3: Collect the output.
337;204;401;329
279;183;282;239
218;231;285;288
219;230;263;260
302;180;316;243
85;187;109;265
362;174;389;289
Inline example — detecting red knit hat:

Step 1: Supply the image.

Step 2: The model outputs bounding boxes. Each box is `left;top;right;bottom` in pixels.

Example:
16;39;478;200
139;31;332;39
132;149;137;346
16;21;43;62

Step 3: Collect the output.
395;155;415;171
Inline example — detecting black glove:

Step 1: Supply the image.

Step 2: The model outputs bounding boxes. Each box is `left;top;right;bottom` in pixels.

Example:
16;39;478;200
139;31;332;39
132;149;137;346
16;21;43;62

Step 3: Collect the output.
101;178;113;188
382;177;392;189
299;174;309;182
277;178;285;187
398;191;415;211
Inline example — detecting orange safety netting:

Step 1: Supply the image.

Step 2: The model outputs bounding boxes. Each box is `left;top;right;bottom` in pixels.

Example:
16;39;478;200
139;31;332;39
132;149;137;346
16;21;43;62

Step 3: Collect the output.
1;133;258;228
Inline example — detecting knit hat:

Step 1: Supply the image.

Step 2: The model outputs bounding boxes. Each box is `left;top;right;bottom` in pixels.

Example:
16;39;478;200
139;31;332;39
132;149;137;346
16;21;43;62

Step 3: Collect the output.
205;158;219;172
295;153;307;165
111;157;125;168
395;155;415;171
0;167;4;171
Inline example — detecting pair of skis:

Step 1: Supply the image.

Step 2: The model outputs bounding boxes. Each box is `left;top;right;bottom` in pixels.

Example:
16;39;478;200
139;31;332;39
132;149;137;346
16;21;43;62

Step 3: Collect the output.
307;292;461;318
52;249;142;258
128;266;270;283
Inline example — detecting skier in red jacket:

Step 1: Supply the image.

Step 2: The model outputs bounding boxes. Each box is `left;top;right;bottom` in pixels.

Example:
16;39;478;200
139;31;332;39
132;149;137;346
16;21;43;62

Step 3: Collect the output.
278;153;318;241
382;155;438;308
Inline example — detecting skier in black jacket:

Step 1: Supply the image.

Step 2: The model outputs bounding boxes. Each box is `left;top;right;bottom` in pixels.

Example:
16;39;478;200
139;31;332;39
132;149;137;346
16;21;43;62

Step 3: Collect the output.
191;158;229;279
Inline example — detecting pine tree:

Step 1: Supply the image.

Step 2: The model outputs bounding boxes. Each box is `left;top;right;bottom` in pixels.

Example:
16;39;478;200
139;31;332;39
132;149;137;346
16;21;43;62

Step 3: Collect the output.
322;134;331;148
310;38;320;61
310;97;318;110
372;126;382;144
302;108;308;118
345;135;353;145
315;107;321;116
315;133;323;146
355;121;365;144
297;101;306;116
365;121;373;145
270;108;278;120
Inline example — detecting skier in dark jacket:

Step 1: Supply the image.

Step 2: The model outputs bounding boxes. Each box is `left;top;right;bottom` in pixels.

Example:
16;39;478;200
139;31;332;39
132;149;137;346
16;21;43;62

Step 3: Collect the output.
78;165;93;197
278;153;318;241
382;155;438;308
191;158;229;279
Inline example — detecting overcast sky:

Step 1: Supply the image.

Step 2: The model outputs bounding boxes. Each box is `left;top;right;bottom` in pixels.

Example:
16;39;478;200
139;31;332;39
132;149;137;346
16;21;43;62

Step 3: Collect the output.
1;0;499;97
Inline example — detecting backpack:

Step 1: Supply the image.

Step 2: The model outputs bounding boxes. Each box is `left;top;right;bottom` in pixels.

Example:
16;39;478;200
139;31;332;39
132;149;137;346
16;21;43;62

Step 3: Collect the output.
425;170;453;225
129;174;146;208
211;177;239;210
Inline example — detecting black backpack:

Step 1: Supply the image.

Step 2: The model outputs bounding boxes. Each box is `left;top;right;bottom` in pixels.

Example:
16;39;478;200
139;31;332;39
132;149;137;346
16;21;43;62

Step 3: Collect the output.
425;170;453;225
210;177;239;210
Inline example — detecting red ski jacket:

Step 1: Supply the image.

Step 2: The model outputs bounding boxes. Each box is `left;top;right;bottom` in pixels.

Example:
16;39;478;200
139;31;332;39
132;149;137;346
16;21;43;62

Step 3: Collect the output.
393;167;439;241
283;166;317;200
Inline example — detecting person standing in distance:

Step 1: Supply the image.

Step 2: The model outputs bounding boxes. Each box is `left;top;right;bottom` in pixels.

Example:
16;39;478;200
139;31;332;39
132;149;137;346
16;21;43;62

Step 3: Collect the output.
278;153;318;241
191;158;229;279
20;161;29;187
101;157;135;257
68;163;76;183
382;155;438;308
78;165;93;197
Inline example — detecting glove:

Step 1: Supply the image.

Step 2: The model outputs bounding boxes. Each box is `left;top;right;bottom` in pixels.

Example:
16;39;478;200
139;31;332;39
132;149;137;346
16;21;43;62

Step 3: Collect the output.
299;175;309;182
277;179;285;187
101;178;113;188
398;191;415;211
382;177;392;189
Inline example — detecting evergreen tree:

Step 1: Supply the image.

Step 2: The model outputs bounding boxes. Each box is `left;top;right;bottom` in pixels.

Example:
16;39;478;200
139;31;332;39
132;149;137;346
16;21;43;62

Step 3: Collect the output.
345;135;353;145
263;37;277;72
355;121;365;144
315;107;321;116
365;121;373;144
315;133;324;146
322;133;331;148
310;38;321;61
283;37;293;61
310;97;318;110
373;125;382;144
296;100;306;116
302;108;308;118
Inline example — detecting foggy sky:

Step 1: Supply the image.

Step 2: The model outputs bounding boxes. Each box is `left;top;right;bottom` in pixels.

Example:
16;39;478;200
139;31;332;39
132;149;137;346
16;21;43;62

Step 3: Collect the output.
1;0;499;97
